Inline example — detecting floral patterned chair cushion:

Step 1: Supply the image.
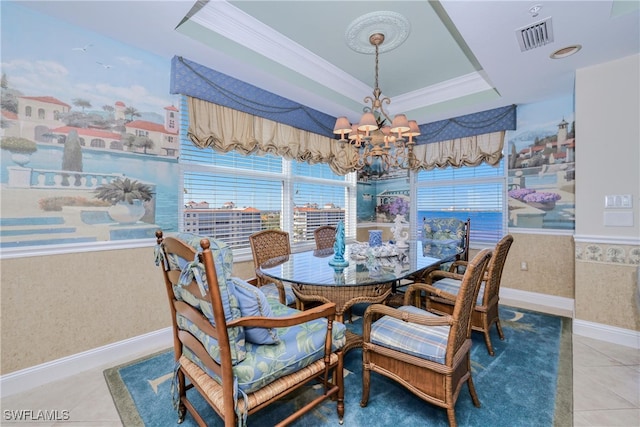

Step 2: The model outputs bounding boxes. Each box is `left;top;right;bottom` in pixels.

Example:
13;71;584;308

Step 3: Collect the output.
184;298;346;394
422;218;468;270
165;233;246;364
423;218;466;247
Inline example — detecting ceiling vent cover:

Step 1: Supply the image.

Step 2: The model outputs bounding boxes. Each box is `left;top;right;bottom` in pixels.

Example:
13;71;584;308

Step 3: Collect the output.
516;17;554;52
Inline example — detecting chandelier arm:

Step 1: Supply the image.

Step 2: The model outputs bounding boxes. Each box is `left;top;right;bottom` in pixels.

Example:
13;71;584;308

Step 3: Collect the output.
333;32;422;175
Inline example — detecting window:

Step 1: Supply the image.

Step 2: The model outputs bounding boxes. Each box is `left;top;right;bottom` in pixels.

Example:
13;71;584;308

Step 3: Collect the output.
38;108;45;119
415;158;506;245
179;96;356;254
25;106;32;117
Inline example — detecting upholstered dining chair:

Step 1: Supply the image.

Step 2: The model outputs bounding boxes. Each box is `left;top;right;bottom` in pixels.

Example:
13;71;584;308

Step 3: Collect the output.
361;249;492;427
388;217;470;307
155;231;345;427
424;217;470;273
314;225;336;250
424;234;514;356
249;229;297;307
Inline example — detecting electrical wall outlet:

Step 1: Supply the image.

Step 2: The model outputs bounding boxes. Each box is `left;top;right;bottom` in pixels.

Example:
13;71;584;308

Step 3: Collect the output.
520;261;528;271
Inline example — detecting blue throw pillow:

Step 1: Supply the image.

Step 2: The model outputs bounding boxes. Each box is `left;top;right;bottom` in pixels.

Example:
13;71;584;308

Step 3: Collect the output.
231;278;280;345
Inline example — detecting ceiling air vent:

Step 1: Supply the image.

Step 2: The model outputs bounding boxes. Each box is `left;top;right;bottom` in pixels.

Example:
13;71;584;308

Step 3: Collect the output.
516;17;554;52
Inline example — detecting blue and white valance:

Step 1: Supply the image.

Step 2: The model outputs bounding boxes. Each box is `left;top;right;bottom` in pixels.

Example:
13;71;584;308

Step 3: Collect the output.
172;56;513;173
419;105;516;144
171;56;336;137
171;55;516;145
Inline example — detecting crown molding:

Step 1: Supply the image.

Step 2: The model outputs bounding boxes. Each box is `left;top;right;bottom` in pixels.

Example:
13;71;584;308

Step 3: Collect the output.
188;1;495;121
190;0;369;103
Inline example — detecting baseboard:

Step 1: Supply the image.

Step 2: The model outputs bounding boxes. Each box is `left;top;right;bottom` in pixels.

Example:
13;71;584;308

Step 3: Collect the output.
0;327;172;398
573;319;640;349
500;287;639;349
500;286;575;318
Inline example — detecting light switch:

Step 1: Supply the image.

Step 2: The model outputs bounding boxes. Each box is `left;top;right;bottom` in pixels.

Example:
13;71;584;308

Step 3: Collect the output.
605;195;615;208
605;194;633;209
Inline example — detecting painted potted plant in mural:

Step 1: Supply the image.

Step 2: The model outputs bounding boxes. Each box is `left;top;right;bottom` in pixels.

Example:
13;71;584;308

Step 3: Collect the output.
507;188;536;201
0;136;37;166
94;177;154;224
376;196;409;222
522;191;561;211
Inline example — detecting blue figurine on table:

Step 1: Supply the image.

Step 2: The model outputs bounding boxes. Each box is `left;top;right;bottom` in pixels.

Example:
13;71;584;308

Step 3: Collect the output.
329;220;349;267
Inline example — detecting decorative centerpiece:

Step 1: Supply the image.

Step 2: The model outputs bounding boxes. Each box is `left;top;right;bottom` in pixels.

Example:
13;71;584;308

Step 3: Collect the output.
391;214;409;248
368;229;383;247
329;220;349;267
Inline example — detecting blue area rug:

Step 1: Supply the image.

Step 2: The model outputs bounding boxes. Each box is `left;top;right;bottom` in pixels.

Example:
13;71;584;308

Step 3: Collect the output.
104;305;572;426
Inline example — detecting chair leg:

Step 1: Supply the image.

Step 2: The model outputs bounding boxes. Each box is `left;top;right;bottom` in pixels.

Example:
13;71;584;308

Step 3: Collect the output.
495;318;505;340
360;364;371;407
446;408;457;427
483;330;495;356
467;374;481;408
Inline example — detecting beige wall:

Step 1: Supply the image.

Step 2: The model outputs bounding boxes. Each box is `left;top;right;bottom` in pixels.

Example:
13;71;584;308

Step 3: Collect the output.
574;53;640;330
500;233;574;299
0;248;256;375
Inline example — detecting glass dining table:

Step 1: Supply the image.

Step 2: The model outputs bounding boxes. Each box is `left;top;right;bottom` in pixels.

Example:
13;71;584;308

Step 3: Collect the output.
258;240;462;352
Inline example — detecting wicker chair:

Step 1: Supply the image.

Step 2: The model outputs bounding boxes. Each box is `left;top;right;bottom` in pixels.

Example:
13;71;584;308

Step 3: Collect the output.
314;225;336;250
156;231;345;426
425;234;514;355
361;249;492;427
249;229;297;307
389;218;470;307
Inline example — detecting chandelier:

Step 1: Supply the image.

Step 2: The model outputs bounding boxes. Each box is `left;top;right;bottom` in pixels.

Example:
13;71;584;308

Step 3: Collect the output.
333;33;420;173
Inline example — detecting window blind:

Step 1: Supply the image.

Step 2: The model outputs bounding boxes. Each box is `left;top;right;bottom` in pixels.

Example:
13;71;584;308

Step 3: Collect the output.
416;160;506;245
179;96;355;252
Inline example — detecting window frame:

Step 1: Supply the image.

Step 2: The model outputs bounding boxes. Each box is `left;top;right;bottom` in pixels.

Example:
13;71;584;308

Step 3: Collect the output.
178;99;356;259
411;155;508;248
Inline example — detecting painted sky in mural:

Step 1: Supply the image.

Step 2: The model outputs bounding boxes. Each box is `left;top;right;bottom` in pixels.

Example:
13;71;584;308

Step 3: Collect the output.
1;2;175;116
0;2;180;249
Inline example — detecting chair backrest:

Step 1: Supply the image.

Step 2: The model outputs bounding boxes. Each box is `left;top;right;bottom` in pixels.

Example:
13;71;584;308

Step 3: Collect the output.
314;225;336;250
423;217;470;262
249;230;291;285
447;248;492;365
481;234;514;306
156;231;238;401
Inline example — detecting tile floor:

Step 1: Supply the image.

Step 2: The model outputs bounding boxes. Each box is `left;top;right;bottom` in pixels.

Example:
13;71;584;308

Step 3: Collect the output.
1;335;638;426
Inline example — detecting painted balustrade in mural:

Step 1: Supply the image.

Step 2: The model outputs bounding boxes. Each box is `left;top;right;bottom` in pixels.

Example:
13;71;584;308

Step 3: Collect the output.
7;166;128;190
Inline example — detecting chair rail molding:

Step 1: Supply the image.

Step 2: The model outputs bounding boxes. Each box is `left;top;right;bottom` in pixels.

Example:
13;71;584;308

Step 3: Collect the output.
574;234;640;246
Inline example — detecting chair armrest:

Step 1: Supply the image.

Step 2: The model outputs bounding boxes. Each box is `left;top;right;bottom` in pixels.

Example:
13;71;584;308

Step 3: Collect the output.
448;260;468;273
362;303;453;341
228;302;337;329
404;282;458;306
425;270;464;284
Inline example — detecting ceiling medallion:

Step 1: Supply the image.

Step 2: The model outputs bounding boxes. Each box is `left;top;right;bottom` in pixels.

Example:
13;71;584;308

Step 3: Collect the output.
345;11;411;54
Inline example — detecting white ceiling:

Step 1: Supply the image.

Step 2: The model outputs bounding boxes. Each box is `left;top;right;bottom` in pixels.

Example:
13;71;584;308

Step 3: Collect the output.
18;0;640;125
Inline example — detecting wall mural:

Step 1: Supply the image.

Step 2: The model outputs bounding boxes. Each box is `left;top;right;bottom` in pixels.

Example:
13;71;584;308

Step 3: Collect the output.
507;95;576;230
0;3;180;249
